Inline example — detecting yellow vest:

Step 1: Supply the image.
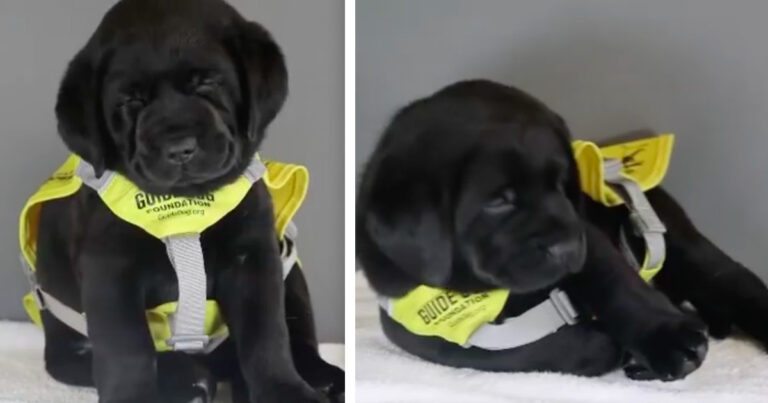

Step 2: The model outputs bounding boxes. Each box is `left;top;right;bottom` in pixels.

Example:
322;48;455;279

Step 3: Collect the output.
19;154;309;351
388;134;674;346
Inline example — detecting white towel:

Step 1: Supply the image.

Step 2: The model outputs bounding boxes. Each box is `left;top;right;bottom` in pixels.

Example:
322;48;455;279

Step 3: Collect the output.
356;272;768;403
0;321;344;403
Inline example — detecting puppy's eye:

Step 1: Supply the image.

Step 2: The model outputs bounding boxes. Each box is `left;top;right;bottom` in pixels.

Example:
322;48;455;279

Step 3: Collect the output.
485;188;516;213
190;76;221;95
118;97;146;111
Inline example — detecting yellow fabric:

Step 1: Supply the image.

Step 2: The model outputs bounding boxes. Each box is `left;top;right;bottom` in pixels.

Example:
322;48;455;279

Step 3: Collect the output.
19;154;309;351
572;134;674;207
389;286;510;345
389;135;674;346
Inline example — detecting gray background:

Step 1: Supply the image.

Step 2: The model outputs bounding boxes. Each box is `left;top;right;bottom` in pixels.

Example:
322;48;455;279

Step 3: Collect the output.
0;0;344;342
358;0;768;282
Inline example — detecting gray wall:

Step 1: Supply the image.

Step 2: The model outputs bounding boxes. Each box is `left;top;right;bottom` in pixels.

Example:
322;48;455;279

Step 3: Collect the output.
357;0;768;282
0;0;344;343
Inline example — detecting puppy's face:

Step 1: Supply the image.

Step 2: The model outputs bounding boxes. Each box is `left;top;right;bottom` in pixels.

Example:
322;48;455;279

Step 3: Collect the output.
56;0;287;196
101;42;242;194
359;80;586;295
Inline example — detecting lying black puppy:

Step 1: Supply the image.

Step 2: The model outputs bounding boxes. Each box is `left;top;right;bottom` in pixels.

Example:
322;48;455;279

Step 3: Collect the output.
27;0;343;402
357;79;768;381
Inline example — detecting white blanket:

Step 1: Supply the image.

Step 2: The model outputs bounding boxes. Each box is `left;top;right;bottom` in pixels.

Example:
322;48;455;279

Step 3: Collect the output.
356;272;768;403
0;321;344;403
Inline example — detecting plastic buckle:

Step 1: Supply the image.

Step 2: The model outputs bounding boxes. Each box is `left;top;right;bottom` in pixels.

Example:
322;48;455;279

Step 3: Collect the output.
166;334;210;352
549;289;578;325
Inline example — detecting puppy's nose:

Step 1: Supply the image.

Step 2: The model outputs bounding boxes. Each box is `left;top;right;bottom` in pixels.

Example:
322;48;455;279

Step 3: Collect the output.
163;137;198;165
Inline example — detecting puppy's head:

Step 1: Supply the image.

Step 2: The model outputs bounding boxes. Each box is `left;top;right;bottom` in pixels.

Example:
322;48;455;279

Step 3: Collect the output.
56;0;287;195
358;80;585;296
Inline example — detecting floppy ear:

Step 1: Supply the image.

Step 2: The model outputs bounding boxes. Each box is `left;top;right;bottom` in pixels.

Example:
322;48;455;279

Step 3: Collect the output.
228;21;288;145
364;197;454;288
55;49;111;176
552;113;583;210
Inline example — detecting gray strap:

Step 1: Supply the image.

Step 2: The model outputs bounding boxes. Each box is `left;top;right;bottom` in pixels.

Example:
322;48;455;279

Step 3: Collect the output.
464;288;577;350
281;233;298;279
244;158;267;184
39;289;89;336
20;255;89;336
603;158;667;270
75;160;115;195
164;234;209;352
379;288;578;351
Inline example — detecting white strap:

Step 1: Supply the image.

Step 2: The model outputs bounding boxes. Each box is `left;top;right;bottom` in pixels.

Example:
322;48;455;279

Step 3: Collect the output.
603;158;667;270
379;288;578;351
164;234;209;352
20;254;89;336
464;288;577;350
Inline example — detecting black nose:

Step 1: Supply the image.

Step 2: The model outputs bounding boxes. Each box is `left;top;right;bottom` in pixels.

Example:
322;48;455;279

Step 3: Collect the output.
164;137;198;165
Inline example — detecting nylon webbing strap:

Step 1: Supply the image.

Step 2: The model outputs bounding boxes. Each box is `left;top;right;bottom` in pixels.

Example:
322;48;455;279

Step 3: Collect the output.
464;288;577;350
20;255;89;336
164;234;209;351
603;158;667;272
379;288;578;351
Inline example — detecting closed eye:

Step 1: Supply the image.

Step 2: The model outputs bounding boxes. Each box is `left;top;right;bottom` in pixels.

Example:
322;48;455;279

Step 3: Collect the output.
484;188;516;214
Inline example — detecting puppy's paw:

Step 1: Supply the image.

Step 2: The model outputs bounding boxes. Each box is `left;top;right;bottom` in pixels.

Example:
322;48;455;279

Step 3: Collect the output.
626;315;708;381
302;361;345;401
253;383;330;403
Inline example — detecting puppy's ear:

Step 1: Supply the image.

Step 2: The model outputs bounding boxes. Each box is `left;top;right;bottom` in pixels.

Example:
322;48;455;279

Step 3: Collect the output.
552;113;583;209
55;49;110;176
364;199;453;287
228;21;288;146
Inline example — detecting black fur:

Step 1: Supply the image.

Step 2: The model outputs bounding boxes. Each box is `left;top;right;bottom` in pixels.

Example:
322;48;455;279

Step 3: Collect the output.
357;79;768;381
37;0;343;402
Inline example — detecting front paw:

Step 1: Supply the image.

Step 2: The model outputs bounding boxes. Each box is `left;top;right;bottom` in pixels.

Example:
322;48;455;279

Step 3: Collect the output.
253;383;330;403
625;315;708;381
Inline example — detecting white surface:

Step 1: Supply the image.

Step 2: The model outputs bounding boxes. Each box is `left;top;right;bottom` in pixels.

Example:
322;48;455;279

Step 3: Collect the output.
356;272;768;403
0;321;345;403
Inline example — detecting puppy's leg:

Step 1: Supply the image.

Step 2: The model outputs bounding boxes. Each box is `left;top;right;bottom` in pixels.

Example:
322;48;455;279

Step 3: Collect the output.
648;187;768;348
156;352;217;403
215;192;325;403
564;222;708;381
284;265;345;401
81;255;160;403
41;310;94;386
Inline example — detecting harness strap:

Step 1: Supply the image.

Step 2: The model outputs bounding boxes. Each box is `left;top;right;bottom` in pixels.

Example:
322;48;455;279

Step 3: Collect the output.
379;288;578;350
463;288;577;350
603;159;667;279
29;157;275;353
164;234;209;351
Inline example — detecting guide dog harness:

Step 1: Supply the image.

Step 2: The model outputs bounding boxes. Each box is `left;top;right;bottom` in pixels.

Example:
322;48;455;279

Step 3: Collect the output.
20;154;308;353
379;134;674;350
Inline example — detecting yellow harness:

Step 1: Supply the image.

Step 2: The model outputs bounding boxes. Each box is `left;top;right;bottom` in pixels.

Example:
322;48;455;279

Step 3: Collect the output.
382;134;674;349
20;154;309;352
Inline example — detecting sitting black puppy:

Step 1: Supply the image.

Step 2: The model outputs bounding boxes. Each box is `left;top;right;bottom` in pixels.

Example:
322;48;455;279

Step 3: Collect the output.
357;79;768;381
27;0;343;402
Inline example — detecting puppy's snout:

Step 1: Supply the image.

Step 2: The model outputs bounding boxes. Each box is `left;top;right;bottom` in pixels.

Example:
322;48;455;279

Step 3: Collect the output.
163;137;198;165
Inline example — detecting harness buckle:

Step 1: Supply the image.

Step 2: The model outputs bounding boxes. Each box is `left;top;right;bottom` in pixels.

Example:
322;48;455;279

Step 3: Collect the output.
548;289;578;325
166;334;210;352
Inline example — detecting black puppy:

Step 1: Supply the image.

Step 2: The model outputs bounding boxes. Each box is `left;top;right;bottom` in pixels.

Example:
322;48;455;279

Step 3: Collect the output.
357;79;768;380
35;0;342;402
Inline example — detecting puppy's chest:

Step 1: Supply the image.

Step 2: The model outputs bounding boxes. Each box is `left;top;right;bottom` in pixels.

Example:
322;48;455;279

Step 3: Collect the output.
138;238;237;309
